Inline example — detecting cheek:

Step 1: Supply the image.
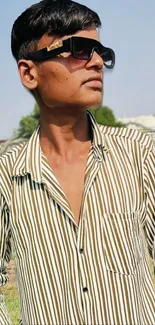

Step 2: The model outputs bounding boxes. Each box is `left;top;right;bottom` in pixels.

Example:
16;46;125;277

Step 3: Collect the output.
38;60;84;97
68;56;86;69
51;67;80;92
43;72;79;100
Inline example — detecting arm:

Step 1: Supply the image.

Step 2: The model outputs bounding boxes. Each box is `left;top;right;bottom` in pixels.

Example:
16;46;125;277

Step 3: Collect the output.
0;192;12;324
143;145;155;264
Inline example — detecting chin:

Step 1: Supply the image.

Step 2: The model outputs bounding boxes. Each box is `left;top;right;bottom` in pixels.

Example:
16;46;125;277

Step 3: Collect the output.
85;94;103;109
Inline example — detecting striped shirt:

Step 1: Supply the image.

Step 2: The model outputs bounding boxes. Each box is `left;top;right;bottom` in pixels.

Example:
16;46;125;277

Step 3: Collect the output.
0;112;155;325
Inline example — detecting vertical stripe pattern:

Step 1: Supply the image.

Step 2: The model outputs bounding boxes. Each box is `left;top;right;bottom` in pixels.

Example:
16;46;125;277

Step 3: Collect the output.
0;111;155;324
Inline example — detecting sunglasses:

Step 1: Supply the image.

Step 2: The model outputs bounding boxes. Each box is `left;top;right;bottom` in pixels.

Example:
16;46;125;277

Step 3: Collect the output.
26;36;115;69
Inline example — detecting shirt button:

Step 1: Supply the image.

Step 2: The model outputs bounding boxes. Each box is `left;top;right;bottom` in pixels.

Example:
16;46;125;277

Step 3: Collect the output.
83;287;88;293
79;248;84;254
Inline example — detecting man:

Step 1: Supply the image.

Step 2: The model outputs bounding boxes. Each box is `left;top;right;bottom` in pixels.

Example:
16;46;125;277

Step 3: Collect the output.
0;0;155;324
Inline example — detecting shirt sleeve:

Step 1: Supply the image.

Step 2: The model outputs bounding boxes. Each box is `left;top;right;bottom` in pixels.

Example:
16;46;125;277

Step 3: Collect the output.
0;192;12;324
143;144;155;262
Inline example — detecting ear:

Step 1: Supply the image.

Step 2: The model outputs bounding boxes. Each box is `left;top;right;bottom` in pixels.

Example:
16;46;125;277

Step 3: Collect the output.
18;59;38;90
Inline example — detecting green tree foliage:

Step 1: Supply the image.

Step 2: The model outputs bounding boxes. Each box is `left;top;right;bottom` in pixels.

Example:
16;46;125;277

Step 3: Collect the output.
90;106;124;127
16;104;123;139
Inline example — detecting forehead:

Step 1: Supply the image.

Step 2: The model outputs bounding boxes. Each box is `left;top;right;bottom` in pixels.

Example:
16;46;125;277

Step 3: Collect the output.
37;26;100;50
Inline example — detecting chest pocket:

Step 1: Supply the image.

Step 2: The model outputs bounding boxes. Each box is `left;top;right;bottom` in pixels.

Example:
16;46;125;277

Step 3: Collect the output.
102;211;145;275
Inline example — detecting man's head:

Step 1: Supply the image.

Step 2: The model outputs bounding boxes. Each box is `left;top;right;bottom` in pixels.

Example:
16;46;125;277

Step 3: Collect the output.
11;0;115;114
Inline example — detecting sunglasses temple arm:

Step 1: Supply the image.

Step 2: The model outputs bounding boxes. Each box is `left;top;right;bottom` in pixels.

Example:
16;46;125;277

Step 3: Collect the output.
26;39;70;61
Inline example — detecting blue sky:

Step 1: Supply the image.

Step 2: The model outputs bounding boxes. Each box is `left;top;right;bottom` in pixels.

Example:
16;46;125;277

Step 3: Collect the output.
0;0;155;139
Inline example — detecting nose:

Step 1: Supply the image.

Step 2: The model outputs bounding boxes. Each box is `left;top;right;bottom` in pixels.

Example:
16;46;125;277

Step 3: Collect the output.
86;49;103;70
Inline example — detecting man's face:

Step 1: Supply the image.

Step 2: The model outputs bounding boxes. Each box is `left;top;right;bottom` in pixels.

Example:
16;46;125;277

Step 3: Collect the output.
23;26;104;112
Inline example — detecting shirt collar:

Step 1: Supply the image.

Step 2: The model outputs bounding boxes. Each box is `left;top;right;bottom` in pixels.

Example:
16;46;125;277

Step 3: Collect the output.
12;111;107;181
12;125;42;182
87;110;107;161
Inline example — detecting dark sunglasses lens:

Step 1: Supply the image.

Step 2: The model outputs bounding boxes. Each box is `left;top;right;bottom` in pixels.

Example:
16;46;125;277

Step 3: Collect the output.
72;37;115;68
72;38;93;59
99;46;115;69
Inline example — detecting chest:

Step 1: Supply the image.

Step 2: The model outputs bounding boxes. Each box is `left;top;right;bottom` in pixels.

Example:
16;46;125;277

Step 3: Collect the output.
10;150;144;237
49;160;88;225
10;161;146;279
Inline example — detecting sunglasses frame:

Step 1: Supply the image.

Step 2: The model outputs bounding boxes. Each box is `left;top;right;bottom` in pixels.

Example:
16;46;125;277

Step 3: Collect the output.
26;36;115;69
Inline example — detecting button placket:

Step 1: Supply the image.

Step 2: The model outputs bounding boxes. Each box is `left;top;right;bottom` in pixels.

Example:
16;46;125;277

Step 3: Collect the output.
77;216;88;291
78;216;86;254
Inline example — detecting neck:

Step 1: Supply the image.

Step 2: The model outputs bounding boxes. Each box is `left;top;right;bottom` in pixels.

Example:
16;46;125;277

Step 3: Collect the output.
40;108;92;159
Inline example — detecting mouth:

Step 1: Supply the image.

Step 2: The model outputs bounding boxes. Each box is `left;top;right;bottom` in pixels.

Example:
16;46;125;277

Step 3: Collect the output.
83;75;103;89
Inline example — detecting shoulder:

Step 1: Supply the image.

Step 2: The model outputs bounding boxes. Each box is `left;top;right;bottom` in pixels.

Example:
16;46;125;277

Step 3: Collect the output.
98;124;154;152
0;140;27;175
0;140;27;205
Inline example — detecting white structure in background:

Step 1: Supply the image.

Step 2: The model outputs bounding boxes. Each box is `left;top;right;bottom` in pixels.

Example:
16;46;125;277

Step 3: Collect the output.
118;115;155;141
0;138;25;155
118;115;155;130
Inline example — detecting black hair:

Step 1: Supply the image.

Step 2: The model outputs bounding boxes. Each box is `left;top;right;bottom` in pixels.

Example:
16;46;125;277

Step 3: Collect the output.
11;0;101;62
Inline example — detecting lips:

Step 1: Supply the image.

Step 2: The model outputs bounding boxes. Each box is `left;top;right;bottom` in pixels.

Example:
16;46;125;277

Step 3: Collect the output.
83;75;103;89
83;75;103;84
